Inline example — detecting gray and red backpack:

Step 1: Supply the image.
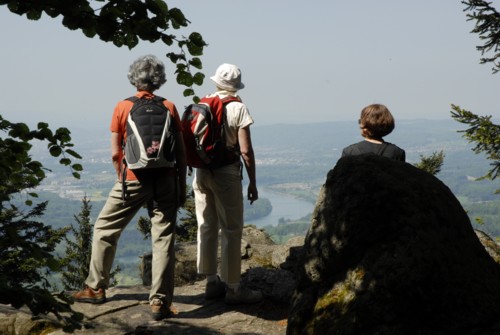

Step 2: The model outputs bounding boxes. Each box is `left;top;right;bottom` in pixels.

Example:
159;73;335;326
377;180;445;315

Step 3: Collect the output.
181;95;241;170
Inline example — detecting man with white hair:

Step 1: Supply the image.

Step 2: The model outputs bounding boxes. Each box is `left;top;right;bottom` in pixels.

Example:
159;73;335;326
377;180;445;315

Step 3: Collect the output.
193;63;263;305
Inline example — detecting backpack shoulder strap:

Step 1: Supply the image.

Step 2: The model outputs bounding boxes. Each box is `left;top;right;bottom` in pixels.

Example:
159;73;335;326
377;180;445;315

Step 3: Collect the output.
200;95;241;106
152;95;166;103
221;96;242;105
126;96;139;103
125;95;166;103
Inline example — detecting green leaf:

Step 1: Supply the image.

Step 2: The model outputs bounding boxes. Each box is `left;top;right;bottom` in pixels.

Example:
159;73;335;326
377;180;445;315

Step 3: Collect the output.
183;88;194;97
49;146;63;157
37;127;54;140
168;8;188;28
65;149;82;159
189;32;206;47
27;9;42;21
82;28;97;38
71;164;83;172
72;172;81;179
161;34;174;46
112;35;125;47
146;0;169;16
124;33;139;49
62;15;80;30
55;128;72;142
189;57;202;69
44;7;60;18
187;32;206;56
166;52;180;63
60;158;71;166
151;16;168;30
7;2;21;14
176;63;187;72
193;72;205;86
35;169;46;179
176;71;193;86
187;42;204;57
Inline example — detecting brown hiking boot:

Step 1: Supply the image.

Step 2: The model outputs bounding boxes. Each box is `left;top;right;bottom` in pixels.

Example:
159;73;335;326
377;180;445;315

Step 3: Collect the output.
150;298;173;321
73;286;106;304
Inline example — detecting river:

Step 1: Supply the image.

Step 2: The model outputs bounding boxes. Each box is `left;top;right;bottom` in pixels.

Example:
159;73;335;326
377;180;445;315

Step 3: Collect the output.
246;188;315;227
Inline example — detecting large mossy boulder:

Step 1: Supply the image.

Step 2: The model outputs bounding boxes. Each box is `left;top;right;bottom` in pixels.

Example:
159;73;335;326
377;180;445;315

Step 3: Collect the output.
287;155;500;335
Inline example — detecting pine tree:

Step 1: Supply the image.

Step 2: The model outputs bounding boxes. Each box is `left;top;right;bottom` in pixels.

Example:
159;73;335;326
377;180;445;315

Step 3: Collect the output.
463;0;500;74
0;117;83;327
451;106;500;185
453;1;500;188
176;187;198;242
137;186;197;242
414;151;445;176
1;201;69;292
60;196;120;290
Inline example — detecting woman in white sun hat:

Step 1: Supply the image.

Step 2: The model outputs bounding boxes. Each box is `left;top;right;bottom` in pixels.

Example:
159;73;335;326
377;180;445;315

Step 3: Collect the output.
193;63;263;305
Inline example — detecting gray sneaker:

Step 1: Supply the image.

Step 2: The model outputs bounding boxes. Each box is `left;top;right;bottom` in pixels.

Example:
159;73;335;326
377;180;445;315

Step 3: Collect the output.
225;286;263;305
205;276;226;299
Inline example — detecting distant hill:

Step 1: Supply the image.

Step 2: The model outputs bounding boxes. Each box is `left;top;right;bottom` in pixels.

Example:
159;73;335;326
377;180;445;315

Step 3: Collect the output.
34;119;500;238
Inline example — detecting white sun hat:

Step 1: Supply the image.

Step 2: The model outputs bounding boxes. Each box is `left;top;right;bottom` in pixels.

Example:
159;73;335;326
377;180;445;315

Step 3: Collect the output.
210;63;245;91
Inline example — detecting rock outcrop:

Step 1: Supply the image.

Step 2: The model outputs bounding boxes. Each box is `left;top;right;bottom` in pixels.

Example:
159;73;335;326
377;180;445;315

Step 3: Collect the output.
2;154;500;335
0;226;296;335
287;154;500;335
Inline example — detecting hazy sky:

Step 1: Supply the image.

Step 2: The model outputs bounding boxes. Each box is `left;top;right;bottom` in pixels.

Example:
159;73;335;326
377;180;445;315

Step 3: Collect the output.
1;0;499;132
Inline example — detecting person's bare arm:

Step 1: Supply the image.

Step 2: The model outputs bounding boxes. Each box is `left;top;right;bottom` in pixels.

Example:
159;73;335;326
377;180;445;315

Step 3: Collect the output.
111;131;122;179
238;126;258;204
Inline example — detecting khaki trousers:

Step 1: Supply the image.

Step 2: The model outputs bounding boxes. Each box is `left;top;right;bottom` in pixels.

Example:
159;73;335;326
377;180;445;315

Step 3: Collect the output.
85;174;177;305
193;167;243;285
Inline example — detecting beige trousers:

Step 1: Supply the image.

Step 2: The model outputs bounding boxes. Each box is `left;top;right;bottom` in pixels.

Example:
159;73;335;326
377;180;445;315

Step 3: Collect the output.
85;174;177;305
193;167;243;285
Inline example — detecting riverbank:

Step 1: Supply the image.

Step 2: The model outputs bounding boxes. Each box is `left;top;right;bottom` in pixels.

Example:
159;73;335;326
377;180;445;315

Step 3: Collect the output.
246;187;315;227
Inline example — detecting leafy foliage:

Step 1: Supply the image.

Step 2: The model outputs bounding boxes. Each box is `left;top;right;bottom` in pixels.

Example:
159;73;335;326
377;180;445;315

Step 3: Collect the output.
451;105;500;184
60;196;120;290
414;151;445;176
176;187;197;242
0;201;83;328
137;215;152;240
463;0;500;73
0;0;207;100
0;0;204;327
454;1;500;193
0;116;82;207
0;116;83;325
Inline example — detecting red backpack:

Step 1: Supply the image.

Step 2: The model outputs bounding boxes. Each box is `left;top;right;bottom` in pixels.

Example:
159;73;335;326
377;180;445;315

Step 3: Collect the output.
181;95;241;170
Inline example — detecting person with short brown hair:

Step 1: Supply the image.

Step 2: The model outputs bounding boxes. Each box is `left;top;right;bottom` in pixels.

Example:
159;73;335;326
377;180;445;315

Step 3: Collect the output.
341;104;405;161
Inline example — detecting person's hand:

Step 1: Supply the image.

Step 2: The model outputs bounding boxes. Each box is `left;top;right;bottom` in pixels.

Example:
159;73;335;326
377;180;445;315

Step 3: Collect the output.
247;183;258;205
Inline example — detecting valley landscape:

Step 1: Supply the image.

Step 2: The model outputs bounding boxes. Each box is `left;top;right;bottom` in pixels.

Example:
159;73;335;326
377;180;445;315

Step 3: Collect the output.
30;119;500;284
